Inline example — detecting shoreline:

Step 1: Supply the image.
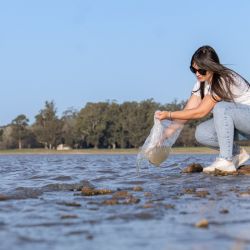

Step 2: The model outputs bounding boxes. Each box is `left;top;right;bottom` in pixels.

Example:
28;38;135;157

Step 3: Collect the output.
0;146;249;155
0;147;231;155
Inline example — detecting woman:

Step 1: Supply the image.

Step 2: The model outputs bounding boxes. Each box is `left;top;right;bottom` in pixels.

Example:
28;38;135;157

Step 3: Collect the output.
155;45;250;173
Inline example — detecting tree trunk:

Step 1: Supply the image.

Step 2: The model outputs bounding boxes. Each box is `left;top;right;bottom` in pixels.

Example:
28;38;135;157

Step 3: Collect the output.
18;139;22;149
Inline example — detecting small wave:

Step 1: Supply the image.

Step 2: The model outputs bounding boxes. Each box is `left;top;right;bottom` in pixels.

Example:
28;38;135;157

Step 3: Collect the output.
51;175;72;181
12;187;44;199
16;221;78;228
4;180;95;200
18;235;45;243
107;212;155;221
42;182;88;192
29;175;50;180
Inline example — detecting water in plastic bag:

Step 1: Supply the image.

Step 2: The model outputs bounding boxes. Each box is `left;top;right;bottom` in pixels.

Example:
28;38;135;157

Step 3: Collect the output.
137;112;183;170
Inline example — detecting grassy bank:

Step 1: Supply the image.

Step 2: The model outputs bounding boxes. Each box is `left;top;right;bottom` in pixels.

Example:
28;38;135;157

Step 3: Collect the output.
0;146;249;155
0;148;138;155
0;146;230;155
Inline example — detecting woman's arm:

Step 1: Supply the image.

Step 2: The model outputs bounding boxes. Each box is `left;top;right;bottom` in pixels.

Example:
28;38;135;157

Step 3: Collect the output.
156;94;218;121
174;94;202;124
155;94;202;138
155;94;202;124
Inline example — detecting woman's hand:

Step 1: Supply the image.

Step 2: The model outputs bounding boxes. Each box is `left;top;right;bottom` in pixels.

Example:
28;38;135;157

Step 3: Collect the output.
155;111;169;120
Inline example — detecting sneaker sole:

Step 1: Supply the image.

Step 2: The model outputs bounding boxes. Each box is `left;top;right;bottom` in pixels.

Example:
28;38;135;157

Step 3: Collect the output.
214;168;237;173
203;169;215;173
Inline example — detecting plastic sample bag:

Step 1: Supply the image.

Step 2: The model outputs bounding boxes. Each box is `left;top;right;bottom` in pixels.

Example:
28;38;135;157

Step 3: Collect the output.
137;112;183;168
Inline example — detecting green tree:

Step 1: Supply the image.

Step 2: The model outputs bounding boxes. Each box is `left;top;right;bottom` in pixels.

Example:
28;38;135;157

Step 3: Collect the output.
0;126;16;149
119;99;160;148
0;128;3;142
61;107;79;148
104;101;121;149
76;102;109;148
11;114;29;149
33;101;62;149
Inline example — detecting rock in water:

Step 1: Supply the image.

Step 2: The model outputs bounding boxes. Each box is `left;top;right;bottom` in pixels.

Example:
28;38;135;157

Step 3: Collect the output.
238;165;250;175
182;163;203;173
0;194;9;201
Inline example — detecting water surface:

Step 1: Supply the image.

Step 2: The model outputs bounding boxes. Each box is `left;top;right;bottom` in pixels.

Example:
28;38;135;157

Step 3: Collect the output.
1;154;250;250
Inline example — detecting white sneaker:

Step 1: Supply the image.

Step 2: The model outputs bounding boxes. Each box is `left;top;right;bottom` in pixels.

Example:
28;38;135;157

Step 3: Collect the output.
203;158;236;173
232;148;250;168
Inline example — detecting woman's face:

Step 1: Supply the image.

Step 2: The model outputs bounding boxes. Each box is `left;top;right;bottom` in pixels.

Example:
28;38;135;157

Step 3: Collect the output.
192;63;213;83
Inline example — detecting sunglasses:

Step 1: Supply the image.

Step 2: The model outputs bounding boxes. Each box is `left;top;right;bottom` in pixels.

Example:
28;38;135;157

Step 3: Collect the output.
190;66;207;76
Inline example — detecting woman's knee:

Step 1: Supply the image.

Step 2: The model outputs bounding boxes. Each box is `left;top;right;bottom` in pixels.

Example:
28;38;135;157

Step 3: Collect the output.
195;119;218;146
213;101;232;116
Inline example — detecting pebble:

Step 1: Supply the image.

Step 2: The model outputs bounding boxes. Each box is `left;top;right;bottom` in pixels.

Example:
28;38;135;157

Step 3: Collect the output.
219;208;229;214
195;219;209;228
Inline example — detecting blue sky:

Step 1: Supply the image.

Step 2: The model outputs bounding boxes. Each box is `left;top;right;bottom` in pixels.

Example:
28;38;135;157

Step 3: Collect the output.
0;0;250;125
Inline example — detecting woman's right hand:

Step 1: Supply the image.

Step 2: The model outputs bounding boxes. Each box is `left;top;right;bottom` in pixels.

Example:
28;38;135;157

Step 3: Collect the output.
155;110;169;120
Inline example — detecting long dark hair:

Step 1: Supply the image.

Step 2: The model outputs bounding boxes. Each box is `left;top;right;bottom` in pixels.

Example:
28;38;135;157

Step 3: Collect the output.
191;45;250;101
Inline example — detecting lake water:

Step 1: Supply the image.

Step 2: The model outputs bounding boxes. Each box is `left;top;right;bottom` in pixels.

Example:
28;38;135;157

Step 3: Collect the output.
1;153;250;250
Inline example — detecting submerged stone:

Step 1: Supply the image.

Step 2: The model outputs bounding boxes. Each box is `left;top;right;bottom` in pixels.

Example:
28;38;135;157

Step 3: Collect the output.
182;188;209;198
143;203;154;209
122;195;140;205
238;190;250;197
86;234;94;240
238;165;250;175
113;191;129;198
133;186;143;192
81;187;113;196
59;202;81;207
195;190;210;198
183;164;250;176
102;191;140;205
0;194;9;201
183;188;196;194
144;192;153;197
164;204;175;209
102;199;119;205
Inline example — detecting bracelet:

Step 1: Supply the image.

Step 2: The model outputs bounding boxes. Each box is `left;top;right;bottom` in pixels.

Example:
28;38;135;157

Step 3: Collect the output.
169;111;172;121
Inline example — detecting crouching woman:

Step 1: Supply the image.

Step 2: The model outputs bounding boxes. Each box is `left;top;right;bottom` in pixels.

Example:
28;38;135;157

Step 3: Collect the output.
156;45;250;173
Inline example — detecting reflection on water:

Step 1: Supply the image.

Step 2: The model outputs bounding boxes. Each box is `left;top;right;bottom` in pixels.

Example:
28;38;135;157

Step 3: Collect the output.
0;154;250;250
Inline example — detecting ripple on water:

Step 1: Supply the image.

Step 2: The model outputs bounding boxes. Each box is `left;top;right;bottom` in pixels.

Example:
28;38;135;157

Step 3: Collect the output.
51;176;73;181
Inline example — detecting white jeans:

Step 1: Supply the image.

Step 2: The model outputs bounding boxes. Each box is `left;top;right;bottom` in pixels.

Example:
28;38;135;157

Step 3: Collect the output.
195;101;250;160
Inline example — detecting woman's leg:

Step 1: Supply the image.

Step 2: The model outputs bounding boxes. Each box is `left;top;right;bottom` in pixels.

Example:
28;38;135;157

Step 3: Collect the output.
195;118;219;149
195;117;240;156
213;102;250;160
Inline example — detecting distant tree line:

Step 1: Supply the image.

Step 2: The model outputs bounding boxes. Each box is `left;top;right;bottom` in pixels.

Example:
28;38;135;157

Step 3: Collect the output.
0;99;212;150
